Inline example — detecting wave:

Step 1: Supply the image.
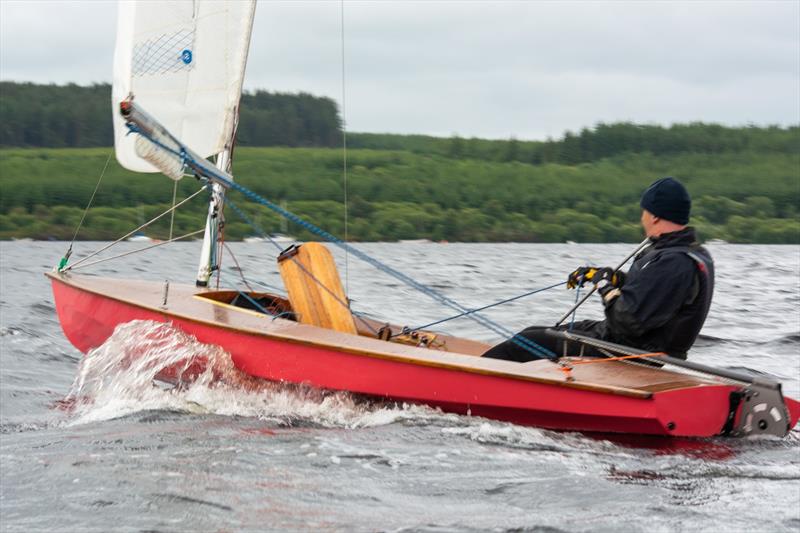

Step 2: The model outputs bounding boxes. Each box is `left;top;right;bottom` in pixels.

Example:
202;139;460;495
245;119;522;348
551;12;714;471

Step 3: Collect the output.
766;333;800;345
0;421;52;434
62;320;449;428
608;454;800;484
744;332;800;347
694;332;800;346
693;333;732;346
0;325;35;337
30;302;55;315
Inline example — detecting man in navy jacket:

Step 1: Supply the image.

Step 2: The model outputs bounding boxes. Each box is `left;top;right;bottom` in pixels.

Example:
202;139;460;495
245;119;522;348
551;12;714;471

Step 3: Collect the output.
483;177;715;362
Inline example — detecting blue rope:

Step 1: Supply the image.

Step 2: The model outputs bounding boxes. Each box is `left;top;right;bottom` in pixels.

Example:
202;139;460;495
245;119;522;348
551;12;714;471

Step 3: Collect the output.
226;198;385;337
411;281;565;332
234;291;273;316
569;284;581;331
128;123;556;360
226;198;356;316
217;275;275;317
225;200;294;255
222;182;554;359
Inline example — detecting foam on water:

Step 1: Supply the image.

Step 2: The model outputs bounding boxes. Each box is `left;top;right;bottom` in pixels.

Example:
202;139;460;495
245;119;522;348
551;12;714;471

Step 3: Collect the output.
64;320;449;428
439;422;667;460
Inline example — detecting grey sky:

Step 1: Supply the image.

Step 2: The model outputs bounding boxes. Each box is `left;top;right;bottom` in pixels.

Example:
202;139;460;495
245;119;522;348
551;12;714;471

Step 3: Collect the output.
1;0;798;140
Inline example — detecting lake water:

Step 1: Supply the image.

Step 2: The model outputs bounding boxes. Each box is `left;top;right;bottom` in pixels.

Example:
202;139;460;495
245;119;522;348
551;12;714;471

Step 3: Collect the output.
1;241;799;532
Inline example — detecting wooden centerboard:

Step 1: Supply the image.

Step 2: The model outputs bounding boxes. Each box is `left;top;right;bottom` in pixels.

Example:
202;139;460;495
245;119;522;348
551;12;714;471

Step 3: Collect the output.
277;243;357;334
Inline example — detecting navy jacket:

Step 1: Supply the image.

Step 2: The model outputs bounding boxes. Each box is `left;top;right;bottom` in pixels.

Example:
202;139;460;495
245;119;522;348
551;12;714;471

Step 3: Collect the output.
601;228;714;358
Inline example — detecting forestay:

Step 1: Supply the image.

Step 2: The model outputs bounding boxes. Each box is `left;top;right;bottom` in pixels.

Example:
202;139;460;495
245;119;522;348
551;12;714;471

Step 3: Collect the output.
112;0;256;175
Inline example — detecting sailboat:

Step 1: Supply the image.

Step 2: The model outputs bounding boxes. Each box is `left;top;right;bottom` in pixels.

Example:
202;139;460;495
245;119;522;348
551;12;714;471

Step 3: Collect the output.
48;0;799;439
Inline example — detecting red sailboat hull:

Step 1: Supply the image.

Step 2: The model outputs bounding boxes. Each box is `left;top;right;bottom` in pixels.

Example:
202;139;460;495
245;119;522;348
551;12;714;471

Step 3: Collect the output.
49;273;800;438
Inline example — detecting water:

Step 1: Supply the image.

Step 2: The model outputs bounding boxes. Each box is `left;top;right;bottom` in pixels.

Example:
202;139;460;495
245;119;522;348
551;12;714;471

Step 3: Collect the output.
1;241;799;532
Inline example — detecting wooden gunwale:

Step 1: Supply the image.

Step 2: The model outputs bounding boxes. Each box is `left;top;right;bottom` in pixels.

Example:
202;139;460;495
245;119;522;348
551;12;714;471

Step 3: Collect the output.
47;271;726;399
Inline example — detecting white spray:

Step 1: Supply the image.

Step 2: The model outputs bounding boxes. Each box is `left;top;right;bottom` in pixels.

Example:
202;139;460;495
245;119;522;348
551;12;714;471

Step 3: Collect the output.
64;320;440;427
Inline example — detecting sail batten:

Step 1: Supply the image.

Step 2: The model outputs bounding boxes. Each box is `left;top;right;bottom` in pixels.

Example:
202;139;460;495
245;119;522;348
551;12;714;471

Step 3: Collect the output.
112;0;256;174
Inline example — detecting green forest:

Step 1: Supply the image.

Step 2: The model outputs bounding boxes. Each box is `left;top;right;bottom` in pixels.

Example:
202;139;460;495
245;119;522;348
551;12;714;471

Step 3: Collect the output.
0;82;342;149
0;82;798;243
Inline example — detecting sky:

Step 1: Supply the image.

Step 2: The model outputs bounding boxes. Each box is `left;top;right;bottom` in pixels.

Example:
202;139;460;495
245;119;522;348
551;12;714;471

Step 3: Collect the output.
1;0;798;140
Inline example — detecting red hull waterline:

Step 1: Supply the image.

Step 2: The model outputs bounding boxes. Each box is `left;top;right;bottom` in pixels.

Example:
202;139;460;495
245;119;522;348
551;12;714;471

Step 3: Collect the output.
49;273;800;438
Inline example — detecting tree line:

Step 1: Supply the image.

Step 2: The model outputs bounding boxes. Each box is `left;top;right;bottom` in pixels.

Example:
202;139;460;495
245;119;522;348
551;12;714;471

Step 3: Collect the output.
349;123;799;165
1;146;797;243
2;81;797;166
1;82;797;243
0;82;342;149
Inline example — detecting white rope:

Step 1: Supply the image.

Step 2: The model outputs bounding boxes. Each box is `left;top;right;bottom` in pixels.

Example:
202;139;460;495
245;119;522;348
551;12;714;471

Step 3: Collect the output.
168;179;178;240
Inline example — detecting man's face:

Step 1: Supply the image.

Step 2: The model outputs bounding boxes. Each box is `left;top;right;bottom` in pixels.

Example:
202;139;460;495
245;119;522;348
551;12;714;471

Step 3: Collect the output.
640;209;657;237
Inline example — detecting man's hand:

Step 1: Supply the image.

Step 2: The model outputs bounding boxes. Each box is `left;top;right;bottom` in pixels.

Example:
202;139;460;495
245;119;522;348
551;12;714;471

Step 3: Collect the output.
567;266;625;289
567;266;598;289
592;267;625;288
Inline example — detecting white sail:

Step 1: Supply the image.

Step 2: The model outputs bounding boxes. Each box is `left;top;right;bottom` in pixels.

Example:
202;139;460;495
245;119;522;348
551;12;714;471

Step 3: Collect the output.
112;0;256;174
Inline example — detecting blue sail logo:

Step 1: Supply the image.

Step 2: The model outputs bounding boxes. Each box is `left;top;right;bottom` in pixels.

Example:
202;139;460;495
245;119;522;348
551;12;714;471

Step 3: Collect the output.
132;30;195;76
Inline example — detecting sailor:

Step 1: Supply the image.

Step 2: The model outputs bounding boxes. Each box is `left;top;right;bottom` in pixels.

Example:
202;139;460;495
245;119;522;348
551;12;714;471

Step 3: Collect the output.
483;177;714;362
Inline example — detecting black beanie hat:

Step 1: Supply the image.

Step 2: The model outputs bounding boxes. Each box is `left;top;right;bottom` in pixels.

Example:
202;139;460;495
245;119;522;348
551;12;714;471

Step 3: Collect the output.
639;177;691;225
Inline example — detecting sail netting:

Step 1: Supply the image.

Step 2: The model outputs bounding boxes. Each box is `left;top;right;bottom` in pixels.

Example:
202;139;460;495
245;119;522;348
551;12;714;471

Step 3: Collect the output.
112;0;256;175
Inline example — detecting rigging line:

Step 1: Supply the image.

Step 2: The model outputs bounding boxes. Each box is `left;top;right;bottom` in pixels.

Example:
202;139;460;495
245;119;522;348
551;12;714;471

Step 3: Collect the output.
216;207;225;291
128;124;554;359
217;175;553;356
69;229;205;271
222;185;552;358
340;0;350;297
65;186;207;271
568;352;665;365
217;274;275;317
225;197;380;336
63;151;113;259
168;179;178;241
554;237;651;327
569;284;581;331
409;281;565;333
215;151;234;291
222;241;254;293
250;278;378;329
554;331;673;371
252;279;288;296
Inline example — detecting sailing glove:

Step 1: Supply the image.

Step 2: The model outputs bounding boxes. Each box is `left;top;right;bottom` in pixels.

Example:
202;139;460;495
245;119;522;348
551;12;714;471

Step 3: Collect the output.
567;266;625;289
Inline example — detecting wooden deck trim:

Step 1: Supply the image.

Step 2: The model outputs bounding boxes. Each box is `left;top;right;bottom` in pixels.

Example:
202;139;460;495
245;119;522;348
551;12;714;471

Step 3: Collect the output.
191;293;272;320
48;271;693;399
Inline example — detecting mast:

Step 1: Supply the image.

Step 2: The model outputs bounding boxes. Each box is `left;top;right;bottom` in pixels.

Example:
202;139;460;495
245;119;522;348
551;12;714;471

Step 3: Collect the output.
110;0;256;286
196;119;238;288
195;149;231;287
